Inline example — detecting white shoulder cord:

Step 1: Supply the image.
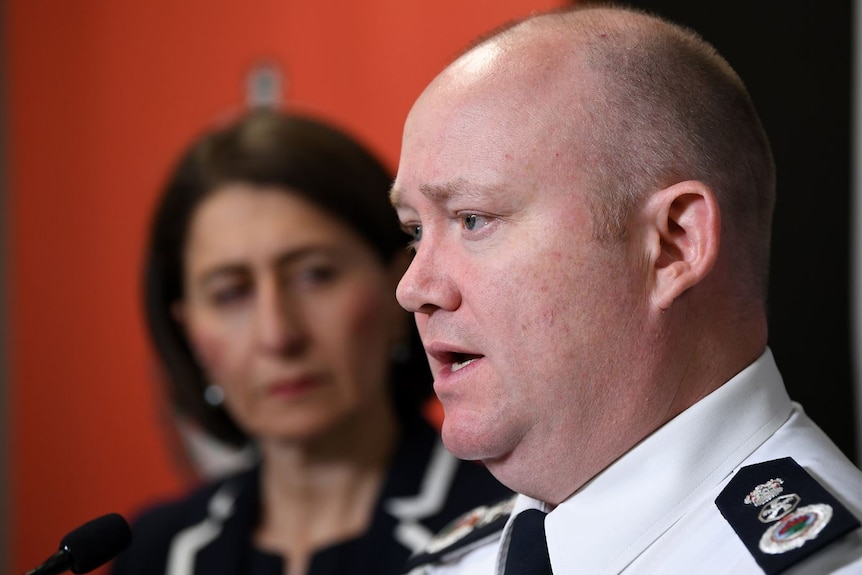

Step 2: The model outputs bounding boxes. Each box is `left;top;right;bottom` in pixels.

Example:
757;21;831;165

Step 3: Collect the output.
386;439;460;552
165;484;239;575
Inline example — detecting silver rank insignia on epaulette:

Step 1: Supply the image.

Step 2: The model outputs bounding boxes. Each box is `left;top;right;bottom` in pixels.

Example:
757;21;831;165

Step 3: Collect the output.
402;496;516;574
426;497;515;553
716;457;861;574
742;475;831;554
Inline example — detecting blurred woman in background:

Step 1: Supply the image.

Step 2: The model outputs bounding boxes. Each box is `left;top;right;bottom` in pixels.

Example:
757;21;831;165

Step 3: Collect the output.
110;109;510;575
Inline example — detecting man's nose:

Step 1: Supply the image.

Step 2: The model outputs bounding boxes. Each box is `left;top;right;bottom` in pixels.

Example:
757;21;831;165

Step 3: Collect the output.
396;242;461;315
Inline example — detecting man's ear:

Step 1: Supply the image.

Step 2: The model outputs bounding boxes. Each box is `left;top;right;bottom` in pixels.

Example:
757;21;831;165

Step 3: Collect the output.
642;180;721;311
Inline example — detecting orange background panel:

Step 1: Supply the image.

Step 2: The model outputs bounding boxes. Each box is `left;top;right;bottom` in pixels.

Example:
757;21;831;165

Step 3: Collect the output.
4;1;564;573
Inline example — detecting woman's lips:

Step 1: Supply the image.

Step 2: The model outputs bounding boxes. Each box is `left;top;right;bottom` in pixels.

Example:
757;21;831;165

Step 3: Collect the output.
266;377;321;398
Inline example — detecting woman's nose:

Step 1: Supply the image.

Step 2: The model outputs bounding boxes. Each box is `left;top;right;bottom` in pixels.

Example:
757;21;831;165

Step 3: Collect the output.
255;280;305;354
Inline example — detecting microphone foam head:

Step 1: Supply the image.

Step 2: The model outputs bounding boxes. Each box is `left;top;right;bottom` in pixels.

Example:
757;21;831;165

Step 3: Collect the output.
59;513;132;574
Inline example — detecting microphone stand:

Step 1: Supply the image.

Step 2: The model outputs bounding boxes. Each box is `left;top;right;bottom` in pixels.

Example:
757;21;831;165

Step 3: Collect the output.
23;548;73;575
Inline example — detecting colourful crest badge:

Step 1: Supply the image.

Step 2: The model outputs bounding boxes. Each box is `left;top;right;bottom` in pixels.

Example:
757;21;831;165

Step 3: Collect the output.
716;457;860;574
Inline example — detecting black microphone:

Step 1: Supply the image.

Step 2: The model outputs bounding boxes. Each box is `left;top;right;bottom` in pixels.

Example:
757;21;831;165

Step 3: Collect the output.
24;513;132;575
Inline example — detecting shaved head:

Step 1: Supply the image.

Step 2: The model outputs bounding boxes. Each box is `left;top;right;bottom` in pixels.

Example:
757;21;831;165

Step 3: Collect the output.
425;6;775;301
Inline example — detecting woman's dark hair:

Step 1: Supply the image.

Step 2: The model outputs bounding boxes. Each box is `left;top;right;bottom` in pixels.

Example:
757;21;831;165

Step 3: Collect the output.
144;108;431;446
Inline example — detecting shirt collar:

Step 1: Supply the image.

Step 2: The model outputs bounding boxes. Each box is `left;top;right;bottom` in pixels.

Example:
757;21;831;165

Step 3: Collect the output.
497;349;793;575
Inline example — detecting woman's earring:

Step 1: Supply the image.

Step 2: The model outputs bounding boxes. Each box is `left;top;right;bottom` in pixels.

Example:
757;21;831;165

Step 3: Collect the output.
204;384;225;407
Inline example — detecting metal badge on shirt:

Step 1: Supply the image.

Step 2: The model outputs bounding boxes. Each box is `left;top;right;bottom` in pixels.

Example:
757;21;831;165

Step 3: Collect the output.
716;457;860;574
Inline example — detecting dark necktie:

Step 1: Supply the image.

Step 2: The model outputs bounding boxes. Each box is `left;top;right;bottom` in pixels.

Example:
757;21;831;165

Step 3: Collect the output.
504;509;553;575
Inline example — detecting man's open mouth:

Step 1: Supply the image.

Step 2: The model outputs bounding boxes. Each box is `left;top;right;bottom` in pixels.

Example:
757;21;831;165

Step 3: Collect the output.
450;354;482;372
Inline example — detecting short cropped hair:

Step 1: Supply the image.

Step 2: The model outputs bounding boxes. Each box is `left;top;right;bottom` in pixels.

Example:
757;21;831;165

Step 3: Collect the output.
501;7;777;299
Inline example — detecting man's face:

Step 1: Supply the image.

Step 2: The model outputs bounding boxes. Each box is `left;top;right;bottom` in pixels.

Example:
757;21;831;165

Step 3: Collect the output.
392;61;649;492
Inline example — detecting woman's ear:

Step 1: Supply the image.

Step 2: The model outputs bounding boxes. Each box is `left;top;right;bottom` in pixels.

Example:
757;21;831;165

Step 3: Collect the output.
641;180;721;311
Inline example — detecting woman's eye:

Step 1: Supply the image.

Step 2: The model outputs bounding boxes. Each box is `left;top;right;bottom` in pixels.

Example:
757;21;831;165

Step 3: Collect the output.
211;284;251;306
298;265;337;285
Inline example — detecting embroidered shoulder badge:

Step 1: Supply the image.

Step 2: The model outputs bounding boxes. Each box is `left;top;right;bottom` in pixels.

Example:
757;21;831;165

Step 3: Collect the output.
402;496;516;572
716;457;860;574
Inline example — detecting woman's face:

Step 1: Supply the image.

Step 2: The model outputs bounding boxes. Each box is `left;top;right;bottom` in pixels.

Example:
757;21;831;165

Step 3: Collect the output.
177;184;405;442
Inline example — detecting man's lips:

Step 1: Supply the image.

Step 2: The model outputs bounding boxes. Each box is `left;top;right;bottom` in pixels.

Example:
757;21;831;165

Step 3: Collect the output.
451;356;481;372
426;343;485;377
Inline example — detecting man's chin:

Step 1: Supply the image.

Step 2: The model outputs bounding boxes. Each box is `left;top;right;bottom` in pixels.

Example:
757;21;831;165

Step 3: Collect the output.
440;418;511;463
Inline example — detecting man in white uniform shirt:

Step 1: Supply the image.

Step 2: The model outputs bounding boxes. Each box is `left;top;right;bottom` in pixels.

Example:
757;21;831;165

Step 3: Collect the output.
390;5;862;574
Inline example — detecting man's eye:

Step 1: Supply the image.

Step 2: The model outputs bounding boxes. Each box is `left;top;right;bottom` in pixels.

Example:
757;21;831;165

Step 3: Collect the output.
462;214;489;231
410;225;423;242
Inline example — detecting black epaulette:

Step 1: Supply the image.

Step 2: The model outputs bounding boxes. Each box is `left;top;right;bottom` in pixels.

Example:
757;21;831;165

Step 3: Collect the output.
402;496;516;573
715;457;861;574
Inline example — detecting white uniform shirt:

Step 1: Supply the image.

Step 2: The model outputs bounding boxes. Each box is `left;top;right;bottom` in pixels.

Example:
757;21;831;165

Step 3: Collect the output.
425;349;862;574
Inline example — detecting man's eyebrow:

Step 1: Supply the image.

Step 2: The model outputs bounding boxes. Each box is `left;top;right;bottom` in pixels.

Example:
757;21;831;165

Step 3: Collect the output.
388;183;403;207
390;179;481;208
